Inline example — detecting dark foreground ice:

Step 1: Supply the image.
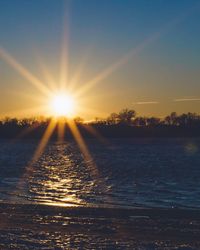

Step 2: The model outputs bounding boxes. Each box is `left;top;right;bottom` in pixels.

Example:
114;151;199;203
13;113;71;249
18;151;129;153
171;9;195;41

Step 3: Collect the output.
0;204;200;249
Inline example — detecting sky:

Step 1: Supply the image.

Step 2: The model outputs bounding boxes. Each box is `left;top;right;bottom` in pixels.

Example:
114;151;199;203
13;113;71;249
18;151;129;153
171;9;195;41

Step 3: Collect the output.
0;0;200;119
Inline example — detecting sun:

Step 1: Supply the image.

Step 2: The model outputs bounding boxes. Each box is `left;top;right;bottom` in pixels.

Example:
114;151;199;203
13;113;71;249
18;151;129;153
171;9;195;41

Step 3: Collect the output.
50;93;75;117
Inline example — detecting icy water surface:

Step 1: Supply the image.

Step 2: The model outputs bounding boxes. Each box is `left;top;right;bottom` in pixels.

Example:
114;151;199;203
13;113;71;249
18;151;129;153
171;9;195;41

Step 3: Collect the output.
0;138;200;209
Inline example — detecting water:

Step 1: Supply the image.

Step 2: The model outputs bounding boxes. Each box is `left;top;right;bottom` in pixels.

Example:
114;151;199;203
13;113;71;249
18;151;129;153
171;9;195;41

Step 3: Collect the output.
0;138;200;209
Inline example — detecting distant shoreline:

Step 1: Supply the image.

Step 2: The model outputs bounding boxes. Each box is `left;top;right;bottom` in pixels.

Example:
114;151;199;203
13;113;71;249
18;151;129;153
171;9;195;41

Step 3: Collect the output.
0;124;200;139
1;110;200;139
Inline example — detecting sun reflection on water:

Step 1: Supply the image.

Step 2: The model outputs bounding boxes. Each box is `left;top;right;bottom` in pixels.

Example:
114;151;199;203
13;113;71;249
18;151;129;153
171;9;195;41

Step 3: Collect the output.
26;143;103;207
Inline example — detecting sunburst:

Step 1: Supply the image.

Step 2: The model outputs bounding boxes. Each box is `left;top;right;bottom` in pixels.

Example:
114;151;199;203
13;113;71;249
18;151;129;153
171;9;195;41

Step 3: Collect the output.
0;5;190;194
49;93;76;117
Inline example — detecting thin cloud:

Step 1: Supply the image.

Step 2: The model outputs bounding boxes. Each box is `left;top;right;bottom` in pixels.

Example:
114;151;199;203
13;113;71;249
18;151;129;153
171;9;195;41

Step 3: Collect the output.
134;101;159;105
174;98;200;102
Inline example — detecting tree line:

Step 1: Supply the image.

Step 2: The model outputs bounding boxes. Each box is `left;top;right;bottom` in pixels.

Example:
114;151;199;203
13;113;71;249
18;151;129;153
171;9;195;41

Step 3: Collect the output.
1;108;200;128
92;109;200;127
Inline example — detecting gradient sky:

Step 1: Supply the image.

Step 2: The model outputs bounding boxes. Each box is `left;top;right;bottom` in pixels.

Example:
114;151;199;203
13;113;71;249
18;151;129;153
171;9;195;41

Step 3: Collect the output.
0;0;200;119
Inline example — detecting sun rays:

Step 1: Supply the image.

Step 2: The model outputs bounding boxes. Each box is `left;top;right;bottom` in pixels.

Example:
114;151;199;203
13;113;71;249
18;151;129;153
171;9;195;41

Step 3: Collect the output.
0;25;115;175
0;31;176;188
30;118;57;166
0;48;51;97
0;2;196;194
0;16;103;183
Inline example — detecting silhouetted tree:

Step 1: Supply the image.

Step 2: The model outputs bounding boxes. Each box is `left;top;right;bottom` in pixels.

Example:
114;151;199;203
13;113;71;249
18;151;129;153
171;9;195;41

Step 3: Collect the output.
93;117;106;125
118;108;136;125
106;112;119;125
74;117;84;124
164;112;178;126
133;117;147;126
178;113;188;126
3;118;18;126
146;117;160;126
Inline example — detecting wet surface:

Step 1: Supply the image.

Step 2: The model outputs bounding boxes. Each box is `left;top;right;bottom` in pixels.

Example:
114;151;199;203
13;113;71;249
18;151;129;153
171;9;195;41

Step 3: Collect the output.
0;139;200;209
1;138;200;248
0;204;200;249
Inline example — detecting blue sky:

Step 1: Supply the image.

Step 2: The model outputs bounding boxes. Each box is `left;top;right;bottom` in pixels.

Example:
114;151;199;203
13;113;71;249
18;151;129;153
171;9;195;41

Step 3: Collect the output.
0;0;200;118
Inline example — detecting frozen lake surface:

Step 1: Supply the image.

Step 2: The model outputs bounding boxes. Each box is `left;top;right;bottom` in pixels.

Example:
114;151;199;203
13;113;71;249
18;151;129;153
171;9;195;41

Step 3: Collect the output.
0;138;200;209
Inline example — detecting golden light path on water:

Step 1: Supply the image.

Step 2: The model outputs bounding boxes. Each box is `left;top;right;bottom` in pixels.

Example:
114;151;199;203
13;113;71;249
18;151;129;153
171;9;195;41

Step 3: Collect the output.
0;3;199;207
